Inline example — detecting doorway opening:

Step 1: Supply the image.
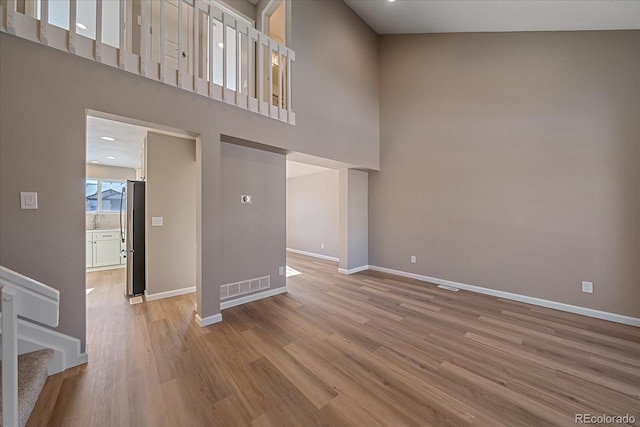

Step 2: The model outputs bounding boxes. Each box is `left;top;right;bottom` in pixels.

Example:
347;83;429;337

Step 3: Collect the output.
85;113;197;309
285;159;340;271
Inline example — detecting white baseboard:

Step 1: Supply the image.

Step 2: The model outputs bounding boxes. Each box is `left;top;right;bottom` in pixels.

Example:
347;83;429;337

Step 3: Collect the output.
196;313;223;327
145;286;196;302
338;265;370;275
287;248;339;262
368;265;640;327
221;287;288;310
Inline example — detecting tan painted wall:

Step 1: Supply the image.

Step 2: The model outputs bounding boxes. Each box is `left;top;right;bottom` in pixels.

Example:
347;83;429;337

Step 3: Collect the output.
0;0;378;347
339;169;369;271
287;170;339;258
146;132;197;296
221;142;286;294
86;164;136;181
370;31;640;317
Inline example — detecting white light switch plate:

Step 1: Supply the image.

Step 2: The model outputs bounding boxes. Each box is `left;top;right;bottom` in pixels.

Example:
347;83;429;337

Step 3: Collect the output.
20;192;38;209
151;217;163;226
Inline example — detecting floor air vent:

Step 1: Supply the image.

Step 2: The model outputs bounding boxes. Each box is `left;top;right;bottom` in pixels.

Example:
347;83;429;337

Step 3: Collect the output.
220;276;270;300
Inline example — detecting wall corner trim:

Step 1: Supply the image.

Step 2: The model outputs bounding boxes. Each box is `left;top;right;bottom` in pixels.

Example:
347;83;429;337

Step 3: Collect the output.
196;313;223;327
368;265;640;327
144;286;196;302
338;265;370;275
220;287;288;310
286;248;339;262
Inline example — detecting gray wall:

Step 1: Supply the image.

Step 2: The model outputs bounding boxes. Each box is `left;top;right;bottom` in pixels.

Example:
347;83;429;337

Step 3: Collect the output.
221;142;286;294
0;0;378;347
146;133;197;296
286;170;339;258
370;31;640;317
220;0;257;22
339;169;369;271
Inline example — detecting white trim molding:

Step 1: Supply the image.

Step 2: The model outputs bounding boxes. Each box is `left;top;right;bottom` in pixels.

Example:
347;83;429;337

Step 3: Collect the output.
221;287;288;310
338;265;369;275
196;313;223;327
144;286;196;302
286;248;339;262
368;265;640;327
0;314;88;375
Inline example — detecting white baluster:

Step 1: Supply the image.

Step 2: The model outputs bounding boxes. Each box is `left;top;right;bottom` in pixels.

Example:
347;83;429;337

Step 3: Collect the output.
118;0;125;68
95;0;103;61
208;5;214;93
287;50;293;113
160;0;165;82
68;0;76;53
222;13;228;98
193;0;199;90
6;0;16;34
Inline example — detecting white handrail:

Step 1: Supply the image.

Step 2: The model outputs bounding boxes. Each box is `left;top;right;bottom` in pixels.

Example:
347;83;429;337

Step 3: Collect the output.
0;265;60;327
1;266;60;426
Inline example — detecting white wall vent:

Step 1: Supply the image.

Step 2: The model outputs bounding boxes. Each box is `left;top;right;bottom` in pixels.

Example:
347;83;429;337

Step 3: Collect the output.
221;275;270;300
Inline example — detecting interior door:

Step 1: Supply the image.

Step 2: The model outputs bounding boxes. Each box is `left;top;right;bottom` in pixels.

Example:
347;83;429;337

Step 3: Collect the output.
165;0;180;70
150;0;193;74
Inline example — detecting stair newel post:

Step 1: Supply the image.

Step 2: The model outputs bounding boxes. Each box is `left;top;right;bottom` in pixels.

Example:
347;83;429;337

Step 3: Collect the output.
1;285;19;427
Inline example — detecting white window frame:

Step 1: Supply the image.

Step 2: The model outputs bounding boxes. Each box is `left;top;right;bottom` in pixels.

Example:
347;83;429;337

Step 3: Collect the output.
86;178;127;213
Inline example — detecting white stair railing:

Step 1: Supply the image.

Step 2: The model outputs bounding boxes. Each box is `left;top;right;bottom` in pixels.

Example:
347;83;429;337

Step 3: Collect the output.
1;266;60;427
0;0;296;124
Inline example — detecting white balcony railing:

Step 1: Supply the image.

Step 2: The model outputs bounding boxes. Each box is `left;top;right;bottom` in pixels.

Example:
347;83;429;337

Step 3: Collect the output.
0;0;295;124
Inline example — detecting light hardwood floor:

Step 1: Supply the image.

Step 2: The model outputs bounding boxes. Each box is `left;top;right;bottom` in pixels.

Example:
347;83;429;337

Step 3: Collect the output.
29;253;640;426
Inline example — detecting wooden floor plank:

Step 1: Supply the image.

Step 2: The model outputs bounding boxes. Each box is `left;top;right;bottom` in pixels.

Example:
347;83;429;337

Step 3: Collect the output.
29;254;640;426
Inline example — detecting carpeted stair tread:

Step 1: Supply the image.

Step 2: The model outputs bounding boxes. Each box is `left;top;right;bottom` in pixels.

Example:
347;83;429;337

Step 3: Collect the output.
0;348;54;427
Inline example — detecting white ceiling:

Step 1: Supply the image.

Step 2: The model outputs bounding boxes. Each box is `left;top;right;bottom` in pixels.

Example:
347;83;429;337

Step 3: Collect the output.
86;116;147;170
344;0;640;34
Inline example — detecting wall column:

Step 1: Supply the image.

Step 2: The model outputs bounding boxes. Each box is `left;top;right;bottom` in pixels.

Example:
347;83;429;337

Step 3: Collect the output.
339;169;368;274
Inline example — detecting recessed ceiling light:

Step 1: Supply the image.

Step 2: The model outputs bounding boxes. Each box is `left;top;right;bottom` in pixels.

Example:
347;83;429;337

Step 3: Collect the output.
388;0;397;2
100;136;116;141
107;156;116;160
76;22;87;30
90;160;100;164
218;42;224;48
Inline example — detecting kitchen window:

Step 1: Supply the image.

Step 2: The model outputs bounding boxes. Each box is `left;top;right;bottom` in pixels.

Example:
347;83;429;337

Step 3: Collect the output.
86;179;126;213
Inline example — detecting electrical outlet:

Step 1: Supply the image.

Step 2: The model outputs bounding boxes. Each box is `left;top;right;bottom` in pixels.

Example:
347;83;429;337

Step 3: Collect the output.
410;256;416;264
279;266;284;276
581;281;593;294
321;243;325;249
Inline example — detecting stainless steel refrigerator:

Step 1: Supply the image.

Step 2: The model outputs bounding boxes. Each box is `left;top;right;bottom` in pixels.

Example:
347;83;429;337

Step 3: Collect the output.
120;180;145;296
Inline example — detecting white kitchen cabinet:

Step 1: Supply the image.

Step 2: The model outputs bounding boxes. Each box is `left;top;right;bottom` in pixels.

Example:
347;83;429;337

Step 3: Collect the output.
94;239;122;267
86;230;124;270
